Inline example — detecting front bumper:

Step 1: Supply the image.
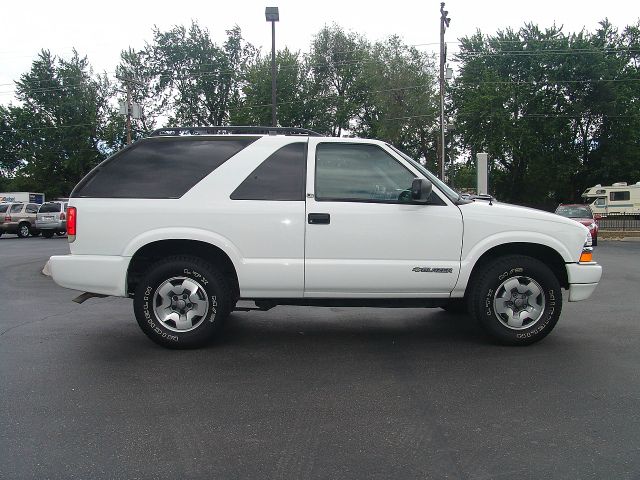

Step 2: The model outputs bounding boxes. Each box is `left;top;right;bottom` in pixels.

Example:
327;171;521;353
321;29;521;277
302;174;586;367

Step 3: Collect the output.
566;262;602;302
49;254;130;297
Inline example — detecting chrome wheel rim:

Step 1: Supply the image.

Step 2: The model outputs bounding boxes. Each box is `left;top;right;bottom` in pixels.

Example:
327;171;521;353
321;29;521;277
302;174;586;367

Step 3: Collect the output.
152;276;209;332
20;225;29;237
493;276;545;330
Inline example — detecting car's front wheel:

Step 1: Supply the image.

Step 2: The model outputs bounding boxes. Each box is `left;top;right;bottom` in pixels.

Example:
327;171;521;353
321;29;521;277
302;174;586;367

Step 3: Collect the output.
17;223;31;238
133;256;233;349
468;255;562;345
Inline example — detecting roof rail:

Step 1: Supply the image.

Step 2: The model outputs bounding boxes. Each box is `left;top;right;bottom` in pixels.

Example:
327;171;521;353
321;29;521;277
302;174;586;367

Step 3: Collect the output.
149;126;321;137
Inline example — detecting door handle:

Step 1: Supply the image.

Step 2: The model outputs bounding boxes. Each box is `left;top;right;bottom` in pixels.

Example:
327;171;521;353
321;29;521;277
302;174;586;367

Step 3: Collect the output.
308;213;330;225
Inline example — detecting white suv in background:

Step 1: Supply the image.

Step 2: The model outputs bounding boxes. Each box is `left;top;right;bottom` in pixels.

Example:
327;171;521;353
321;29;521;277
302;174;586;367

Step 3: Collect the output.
49;126;602;349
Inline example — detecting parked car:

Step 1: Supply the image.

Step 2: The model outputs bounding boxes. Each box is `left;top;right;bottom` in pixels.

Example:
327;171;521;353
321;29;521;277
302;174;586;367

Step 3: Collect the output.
36;201;68;238
0;202;40;237
49;126;602;349
555;204;598;246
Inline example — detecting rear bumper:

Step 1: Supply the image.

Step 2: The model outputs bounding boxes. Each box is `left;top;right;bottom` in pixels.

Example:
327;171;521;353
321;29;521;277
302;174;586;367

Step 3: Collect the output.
49;254;130;297
0;222;19;233
36;220;65;231
566;262;602;302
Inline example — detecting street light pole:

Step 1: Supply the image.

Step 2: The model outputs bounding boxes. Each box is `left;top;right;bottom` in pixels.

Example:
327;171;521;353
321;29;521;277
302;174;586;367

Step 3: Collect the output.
439;2;451;181
265;7;280;127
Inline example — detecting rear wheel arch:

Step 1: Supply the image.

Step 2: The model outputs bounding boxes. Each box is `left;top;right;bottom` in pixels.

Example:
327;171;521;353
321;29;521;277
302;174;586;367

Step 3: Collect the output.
126;239;240;300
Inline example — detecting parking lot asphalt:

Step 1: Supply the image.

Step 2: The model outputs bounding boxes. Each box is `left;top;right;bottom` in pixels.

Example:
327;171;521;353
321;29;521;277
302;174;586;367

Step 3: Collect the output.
1;236;639;479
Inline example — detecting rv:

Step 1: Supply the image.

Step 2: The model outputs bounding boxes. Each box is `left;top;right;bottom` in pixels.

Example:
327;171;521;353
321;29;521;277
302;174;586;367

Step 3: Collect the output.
581;182;640;216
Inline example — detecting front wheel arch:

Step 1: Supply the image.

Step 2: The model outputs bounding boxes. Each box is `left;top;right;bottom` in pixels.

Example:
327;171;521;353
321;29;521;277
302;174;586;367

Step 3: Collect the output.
466;242;568;292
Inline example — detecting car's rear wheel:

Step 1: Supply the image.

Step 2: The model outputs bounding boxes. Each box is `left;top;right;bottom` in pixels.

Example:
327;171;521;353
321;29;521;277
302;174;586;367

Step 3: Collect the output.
17;223;30;238
133;255;233;349
42;231;54;239
468;255;562;345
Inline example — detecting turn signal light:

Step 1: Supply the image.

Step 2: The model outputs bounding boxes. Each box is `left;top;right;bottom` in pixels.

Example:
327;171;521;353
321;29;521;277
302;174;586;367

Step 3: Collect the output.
580;250;593;262
67;206;77;242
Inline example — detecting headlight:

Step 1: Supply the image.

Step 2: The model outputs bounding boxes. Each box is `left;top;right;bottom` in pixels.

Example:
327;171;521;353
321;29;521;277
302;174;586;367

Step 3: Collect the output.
580;232;594;262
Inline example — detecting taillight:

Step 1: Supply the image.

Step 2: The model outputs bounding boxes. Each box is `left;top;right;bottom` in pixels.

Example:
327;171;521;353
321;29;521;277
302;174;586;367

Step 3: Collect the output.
4;215;10;222
60;212;66;220
67;206;77;242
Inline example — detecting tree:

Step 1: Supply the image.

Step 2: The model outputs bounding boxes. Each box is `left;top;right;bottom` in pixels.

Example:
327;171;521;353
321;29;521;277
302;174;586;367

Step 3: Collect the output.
1;50;117;198
451;21;640;207
142;22;255;126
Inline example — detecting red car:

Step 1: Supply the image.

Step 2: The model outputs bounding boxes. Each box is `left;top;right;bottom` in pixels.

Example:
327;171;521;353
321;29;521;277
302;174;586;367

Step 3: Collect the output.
555;204;599;246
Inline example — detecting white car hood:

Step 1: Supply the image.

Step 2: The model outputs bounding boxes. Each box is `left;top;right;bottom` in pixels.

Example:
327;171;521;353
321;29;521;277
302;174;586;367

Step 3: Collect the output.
458;200;589;263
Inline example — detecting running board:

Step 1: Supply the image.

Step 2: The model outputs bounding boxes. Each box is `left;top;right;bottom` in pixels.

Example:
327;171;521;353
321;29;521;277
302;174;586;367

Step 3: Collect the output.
72;292;109;304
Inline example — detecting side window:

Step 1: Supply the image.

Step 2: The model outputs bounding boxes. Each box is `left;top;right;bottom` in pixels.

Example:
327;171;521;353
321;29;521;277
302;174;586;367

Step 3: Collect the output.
72;137;257;199
231;143;306;201
10;204;23;213
315;143;415;203
610;191;630;201
26;204;39;213
594;198;605;206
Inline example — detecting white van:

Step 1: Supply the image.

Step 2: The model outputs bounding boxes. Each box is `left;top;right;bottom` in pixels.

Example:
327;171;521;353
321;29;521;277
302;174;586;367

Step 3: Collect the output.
581;182;640;216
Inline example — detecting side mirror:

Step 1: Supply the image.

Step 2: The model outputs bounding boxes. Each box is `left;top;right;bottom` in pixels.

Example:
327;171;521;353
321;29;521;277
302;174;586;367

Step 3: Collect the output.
411;178;432;204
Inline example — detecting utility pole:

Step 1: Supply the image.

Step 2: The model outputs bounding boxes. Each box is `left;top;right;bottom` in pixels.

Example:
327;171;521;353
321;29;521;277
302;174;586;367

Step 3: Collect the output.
265;7;280;127
125;82;132;145
117;76;144;145
439;2;451;181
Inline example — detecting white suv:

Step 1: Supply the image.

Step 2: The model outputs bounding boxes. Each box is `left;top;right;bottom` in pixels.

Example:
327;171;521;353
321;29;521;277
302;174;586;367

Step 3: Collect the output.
49;126;602;348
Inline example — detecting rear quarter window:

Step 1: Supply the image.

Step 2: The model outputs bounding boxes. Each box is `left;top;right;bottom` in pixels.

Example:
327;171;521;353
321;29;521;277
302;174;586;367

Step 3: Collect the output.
72;137;257;199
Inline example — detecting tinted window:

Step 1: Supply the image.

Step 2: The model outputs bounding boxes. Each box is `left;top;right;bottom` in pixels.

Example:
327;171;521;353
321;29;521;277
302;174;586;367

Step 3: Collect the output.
10;204;23;213
231;143;306;201
72;137;257;199
610;191;630;201
315;143;415;202
26;204;39;213
0;205;8;213
39;203;62;213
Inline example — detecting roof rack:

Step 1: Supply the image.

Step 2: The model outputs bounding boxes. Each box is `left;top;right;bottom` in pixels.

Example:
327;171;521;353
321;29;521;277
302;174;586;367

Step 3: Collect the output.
149;126;321;137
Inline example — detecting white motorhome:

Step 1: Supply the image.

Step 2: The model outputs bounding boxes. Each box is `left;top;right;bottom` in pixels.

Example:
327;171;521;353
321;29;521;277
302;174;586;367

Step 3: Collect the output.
581;182;640;216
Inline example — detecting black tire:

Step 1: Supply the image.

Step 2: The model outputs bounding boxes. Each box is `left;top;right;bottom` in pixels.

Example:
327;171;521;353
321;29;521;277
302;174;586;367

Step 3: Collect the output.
42;231;54;239
133;255;233;349
468;255;562;346
56;230;66;236
17;223;31;238
440;298;467;314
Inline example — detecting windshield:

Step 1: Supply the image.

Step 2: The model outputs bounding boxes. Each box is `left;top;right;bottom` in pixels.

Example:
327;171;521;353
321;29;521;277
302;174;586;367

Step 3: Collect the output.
387;145;461;202
555;206;592;218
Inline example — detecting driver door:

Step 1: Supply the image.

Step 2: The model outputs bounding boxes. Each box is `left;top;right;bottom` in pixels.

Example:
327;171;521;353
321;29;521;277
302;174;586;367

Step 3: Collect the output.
304;139;463;297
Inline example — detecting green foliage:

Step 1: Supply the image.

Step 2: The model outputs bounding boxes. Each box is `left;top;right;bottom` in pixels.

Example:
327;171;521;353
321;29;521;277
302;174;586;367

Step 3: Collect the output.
452;20;640;206
1;50;118;198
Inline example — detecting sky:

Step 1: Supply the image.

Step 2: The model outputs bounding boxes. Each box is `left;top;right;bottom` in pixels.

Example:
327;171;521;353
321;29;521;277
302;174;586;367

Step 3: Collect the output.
0;0;638;103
